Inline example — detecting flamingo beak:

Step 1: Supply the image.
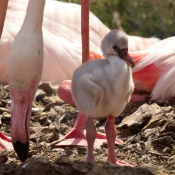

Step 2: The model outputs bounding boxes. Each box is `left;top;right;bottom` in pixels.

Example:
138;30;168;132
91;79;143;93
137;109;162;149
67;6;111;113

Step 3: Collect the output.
120;49;135;68
10;88;33;162
113;46;135;68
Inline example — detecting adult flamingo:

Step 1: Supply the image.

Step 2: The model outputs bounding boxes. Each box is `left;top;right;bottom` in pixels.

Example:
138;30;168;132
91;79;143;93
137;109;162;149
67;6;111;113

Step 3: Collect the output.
6;0;45;161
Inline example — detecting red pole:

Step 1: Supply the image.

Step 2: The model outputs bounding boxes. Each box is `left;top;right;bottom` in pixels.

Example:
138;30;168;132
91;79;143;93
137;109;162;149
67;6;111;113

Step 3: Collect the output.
0;0;9;38
81;0;89;64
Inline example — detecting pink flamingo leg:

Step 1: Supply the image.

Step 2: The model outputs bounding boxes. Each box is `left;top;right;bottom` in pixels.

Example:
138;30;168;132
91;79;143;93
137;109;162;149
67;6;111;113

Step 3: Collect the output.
0;0;9;38
86;117;96;161
0;132;13;151
0;0;13;152
105;115;133;166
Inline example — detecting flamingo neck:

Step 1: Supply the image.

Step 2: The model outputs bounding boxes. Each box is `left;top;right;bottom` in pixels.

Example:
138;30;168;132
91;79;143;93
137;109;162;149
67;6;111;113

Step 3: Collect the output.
21;0;45;32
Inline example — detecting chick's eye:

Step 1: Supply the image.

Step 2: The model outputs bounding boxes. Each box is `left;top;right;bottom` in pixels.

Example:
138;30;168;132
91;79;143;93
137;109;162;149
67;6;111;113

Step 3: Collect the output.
113;46;117;50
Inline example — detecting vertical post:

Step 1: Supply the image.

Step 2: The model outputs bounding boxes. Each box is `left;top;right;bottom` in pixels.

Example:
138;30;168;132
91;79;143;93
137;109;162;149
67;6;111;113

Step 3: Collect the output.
0;0;9;38
81;0;89;64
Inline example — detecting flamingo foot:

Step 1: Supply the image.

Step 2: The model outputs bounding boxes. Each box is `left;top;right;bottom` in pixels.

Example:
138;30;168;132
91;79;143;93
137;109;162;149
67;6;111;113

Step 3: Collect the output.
96;132;124;145
0;132;13;151
53;128;123;148
52;112;124;148
53;127;87;147
108;158;133;167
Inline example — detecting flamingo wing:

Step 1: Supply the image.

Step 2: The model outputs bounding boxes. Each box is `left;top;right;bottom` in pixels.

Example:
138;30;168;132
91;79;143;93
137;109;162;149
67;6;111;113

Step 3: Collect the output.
131;37;175;100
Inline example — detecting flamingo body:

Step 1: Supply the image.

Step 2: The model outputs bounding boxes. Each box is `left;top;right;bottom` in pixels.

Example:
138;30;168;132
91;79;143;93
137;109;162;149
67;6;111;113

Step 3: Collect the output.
128;35;160;52
72;58;133;117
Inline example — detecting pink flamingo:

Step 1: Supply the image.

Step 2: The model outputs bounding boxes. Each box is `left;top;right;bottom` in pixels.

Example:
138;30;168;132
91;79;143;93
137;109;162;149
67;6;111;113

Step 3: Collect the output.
7;0;45;161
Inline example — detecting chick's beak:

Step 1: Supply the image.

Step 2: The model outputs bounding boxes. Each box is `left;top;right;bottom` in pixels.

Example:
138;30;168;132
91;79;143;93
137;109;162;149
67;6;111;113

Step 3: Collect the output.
113;46;135;68
119;49;135;68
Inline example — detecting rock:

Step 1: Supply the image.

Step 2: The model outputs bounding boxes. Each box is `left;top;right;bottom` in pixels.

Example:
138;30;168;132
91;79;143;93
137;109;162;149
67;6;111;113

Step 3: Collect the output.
0;100;6;107
48;133;59;142
72;162;89;173
0;154;8;163
0;107;9;114
59;114;67;123
43;102;65;112
53;106;65;114
35;89;46;101
41;97;53;105
1;113;11;123
118;104;154;133
97;126;105;133
163;147;171;153
32;108;41;116
152;133;175;146
162;106;173;113
55;156;71;164
38;83;53;96
77;147;87;155
141;154;151;163
51;85;59;95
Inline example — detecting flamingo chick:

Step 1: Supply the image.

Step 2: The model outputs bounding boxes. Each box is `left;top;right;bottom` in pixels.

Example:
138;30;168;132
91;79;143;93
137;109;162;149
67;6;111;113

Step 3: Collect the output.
6;0;45;161
71;30;135;166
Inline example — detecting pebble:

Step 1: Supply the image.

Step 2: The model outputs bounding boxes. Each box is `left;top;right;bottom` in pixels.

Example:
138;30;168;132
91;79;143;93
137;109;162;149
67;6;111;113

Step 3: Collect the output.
55;156;71;164
98;126;105;133
163;147;171;153
53;106;65;113
0;107;9;114
72;163;89;173
42;97;53;105
48;133;59;142
38;83;53;96
32;107;41;116
35;89;46;101
141;154;151;163
0;155;8;163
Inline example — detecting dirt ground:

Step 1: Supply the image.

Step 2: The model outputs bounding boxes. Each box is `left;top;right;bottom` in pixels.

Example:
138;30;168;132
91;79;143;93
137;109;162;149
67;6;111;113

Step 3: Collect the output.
0;83;175;175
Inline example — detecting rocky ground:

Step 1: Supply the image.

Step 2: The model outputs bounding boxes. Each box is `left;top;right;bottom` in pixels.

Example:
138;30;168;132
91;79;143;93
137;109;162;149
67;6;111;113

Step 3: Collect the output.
0;83;175;175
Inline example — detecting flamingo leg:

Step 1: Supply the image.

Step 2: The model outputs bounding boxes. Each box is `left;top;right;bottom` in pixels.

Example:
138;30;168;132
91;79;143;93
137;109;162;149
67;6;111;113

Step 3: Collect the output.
105;115;133;166
86;117;96;161
0;0;12;152
0;132;13;151
0;0;9;38
55;80;124;148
